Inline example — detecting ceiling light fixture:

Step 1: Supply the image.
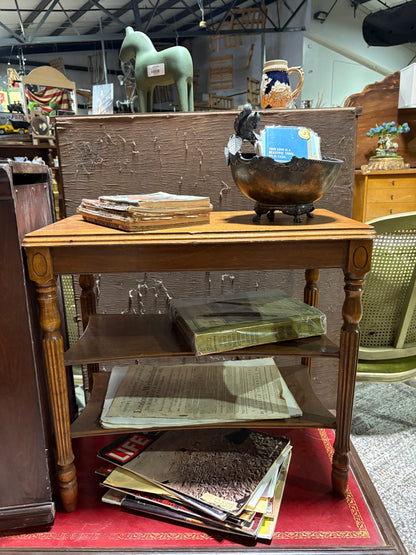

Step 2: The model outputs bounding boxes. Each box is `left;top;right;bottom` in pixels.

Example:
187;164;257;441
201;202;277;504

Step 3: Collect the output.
198;0;207;29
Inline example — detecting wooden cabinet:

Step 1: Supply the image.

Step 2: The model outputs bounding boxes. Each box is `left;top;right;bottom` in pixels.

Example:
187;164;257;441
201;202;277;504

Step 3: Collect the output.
0;161;55;530
353;169;416;222
0;137;65;219
23;210;375;513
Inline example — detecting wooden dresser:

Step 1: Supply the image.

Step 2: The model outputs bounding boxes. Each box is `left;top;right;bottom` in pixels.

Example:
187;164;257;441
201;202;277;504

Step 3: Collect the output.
353;168;416;222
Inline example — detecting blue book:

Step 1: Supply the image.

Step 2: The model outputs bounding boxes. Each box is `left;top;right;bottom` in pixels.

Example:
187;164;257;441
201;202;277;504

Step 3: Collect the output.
261;126;321;162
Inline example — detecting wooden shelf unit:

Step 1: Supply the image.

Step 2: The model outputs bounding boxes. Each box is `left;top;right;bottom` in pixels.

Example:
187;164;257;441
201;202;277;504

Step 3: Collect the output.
22;209;375;514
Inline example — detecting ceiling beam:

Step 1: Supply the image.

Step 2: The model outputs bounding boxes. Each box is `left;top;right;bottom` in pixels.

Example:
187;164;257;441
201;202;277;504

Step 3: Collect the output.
14;0;26;40
88;0;127;28
29;0;62;40
22;0;53;26
131;0;143;31
0;20;25;43
0;0;307;54
50;0;95;36
144;0;161;33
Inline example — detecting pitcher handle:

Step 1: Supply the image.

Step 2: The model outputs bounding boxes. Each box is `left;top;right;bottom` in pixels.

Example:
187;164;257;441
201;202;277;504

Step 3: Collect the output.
287;66;304;101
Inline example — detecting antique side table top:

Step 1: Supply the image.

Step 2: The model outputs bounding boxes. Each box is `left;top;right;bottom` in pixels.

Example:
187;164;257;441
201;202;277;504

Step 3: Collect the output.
23;209;375;246
22;209;375;275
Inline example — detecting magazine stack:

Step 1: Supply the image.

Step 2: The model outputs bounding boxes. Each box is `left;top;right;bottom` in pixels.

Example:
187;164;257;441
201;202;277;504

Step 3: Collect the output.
97;428;292;540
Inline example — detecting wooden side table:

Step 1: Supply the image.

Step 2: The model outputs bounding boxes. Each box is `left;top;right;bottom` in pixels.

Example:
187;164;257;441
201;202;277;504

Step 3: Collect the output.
22;209;375;513
353;168;416;222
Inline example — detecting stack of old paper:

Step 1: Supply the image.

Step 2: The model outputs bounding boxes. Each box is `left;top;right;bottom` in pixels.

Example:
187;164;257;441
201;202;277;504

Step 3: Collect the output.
100;357;302;430
77;192;212;231
97;428;292;540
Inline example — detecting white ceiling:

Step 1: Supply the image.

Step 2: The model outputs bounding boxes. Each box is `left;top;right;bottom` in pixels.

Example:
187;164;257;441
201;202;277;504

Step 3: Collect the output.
0;0;298;53
0;0;412;57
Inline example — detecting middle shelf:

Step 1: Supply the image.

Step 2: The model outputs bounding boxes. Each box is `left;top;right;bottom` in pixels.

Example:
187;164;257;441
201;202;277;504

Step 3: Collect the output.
64;313;340;365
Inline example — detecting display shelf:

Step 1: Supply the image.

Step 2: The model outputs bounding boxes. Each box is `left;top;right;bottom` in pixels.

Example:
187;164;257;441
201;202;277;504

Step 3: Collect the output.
64;313;340;365
70;364;336;438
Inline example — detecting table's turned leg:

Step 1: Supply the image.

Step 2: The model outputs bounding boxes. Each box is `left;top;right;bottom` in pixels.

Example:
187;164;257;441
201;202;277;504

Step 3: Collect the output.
79;274;99;400
332;241;372;497
302;269;320;372
26;248;77;512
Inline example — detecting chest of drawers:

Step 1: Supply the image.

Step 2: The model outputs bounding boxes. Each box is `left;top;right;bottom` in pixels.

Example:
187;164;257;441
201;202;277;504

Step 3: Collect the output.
353;169;416;222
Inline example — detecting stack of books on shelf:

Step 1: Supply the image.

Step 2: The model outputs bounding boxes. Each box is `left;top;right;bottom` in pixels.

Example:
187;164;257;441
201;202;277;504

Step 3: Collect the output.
170;288;327;356
77;192;212;231
97;428;292;540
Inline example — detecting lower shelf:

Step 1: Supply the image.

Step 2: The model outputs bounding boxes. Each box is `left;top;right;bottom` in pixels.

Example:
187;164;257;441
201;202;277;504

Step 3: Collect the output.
70;364;337;438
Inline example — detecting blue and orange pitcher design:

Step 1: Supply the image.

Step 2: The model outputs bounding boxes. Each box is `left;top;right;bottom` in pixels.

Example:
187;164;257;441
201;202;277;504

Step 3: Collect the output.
260;60;304;109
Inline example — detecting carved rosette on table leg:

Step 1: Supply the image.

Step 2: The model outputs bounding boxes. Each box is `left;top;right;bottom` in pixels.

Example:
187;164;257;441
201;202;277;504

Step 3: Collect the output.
26;247;78;512
332;241;372;497
302;269;320;371
79;274;99;399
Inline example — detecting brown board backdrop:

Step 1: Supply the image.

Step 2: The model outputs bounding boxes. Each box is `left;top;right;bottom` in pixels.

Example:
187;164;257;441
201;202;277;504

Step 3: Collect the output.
55;108;359;353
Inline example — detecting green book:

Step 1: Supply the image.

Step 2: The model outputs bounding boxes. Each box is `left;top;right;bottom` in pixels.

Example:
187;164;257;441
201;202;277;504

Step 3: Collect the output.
170;289;327;356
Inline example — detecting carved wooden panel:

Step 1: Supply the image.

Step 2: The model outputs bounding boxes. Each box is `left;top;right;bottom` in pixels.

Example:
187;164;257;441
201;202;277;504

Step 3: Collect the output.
345;72;416;168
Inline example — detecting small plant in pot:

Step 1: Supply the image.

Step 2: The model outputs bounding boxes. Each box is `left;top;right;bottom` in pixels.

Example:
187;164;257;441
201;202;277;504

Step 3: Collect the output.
366;121;410;158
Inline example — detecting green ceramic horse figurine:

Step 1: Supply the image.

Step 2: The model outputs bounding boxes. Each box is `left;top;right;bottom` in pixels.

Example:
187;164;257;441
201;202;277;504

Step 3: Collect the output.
119;26;194;112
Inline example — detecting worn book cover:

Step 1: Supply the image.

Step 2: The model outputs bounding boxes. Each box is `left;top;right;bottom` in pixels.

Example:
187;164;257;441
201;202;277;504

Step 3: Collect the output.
77;201;211;232
260;126;321;162
170;288;327;356
98;192;211;210
80;197;212;217
97;429;290;518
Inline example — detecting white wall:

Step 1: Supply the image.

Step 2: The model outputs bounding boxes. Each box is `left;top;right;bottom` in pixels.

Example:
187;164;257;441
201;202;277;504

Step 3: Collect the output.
303;0;416;107
191;33;263;108
191;1;311;108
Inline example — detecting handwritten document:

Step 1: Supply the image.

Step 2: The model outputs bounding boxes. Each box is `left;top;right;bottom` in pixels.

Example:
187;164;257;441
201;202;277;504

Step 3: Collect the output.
100;357;302;429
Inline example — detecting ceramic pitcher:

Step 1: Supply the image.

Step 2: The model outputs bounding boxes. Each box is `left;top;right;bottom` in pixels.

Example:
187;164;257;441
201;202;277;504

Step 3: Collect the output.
260;60;304;109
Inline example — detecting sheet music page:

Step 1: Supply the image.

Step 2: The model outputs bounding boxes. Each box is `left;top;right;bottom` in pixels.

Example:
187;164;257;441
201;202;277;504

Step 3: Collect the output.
101;358;301;428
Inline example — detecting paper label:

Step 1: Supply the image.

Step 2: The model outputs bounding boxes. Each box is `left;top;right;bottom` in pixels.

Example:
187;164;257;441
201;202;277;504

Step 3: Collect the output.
147;63;165;77
202;492;238;512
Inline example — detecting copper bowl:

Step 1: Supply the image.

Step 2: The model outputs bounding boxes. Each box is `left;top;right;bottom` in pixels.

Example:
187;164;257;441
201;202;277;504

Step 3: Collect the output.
229;152;343;222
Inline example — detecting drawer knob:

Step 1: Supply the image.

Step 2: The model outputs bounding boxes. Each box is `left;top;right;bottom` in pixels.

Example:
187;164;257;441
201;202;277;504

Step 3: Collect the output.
391;180;395;186
390;208;393;214
391;194;394;200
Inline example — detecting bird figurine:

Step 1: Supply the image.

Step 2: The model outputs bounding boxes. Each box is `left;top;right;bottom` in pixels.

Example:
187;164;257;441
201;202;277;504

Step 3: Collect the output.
233;103;260;144
225;104;261;165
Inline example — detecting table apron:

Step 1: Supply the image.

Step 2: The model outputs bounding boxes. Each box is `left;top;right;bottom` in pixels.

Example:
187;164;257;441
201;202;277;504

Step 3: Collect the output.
48;240;355;274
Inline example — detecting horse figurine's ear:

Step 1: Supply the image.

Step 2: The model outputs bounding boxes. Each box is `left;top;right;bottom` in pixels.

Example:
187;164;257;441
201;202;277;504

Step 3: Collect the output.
125;26;133;35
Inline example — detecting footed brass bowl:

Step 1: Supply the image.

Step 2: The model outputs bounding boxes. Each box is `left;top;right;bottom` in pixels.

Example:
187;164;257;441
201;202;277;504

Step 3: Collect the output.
229;152;343;223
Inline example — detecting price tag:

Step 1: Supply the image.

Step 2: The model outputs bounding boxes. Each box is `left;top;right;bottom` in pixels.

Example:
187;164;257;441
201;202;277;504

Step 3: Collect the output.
147;63;165;77
298;127;311;140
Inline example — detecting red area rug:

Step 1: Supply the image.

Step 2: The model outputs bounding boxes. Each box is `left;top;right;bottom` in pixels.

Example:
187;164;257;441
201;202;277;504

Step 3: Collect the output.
0;428;383;550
